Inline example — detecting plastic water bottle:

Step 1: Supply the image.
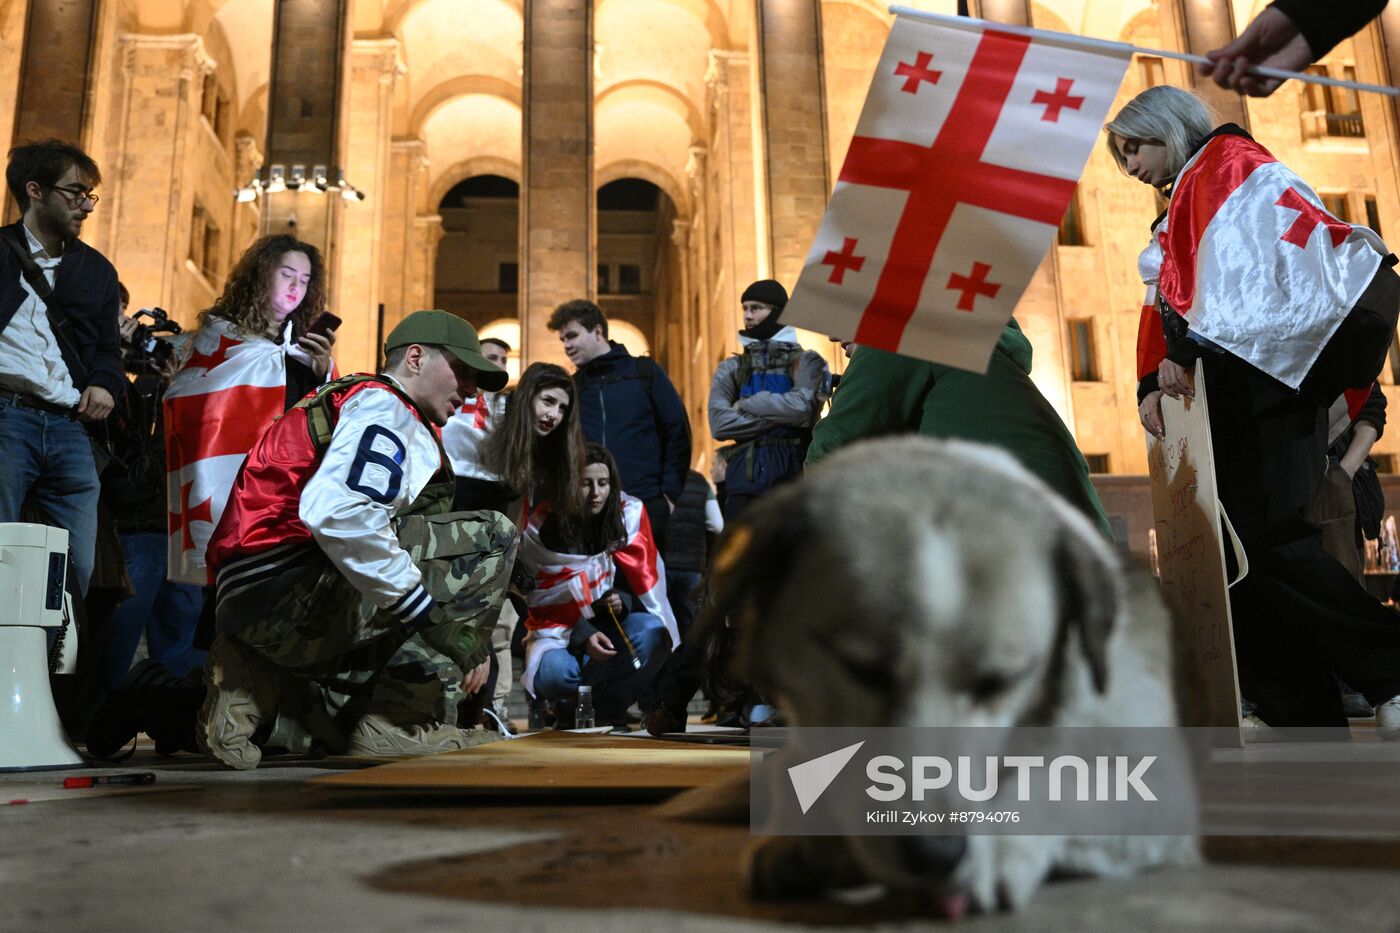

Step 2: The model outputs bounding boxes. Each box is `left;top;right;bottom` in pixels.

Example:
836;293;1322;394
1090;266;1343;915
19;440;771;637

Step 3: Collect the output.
575;686;595;729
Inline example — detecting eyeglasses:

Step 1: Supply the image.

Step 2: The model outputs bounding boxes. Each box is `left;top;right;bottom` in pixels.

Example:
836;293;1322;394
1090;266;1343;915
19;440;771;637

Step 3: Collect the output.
48;184;99;207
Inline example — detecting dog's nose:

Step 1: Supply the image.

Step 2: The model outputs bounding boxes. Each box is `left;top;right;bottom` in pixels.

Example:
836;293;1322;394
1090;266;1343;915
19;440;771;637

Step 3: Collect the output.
901;834;967;876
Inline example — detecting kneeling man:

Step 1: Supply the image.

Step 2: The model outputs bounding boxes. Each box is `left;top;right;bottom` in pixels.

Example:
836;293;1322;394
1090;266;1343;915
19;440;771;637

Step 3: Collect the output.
200;310;517;768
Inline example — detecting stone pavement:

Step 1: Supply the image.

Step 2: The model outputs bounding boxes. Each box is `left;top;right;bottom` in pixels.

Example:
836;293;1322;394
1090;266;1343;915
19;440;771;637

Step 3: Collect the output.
5;742;1400;932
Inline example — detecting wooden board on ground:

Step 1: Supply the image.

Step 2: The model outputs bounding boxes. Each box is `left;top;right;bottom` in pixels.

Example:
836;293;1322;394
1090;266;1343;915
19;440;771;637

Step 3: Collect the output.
309;730;751;797
1146;360;1243;743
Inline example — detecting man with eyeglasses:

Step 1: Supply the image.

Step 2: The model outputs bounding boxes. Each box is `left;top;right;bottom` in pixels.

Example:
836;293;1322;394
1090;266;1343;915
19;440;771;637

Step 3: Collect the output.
0;139;124;595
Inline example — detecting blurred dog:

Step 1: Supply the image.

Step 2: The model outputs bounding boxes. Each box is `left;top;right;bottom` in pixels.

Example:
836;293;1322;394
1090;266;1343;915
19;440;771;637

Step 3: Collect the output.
702;436;1198;917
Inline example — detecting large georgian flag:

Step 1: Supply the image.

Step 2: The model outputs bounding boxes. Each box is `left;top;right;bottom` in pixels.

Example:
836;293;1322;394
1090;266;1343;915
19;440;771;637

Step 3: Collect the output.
163;317;294;585
787;11;1131;371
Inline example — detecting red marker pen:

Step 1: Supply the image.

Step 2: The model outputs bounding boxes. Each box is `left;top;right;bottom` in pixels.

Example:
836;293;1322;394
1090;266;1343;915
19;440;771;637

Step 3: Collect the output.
63;773;157;789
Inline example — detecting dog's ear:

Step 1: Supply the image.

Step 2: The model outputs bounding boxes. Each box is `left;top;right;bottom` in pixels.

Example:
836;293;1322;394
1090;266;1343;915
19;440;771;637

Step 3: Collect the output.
1053;514;1121;695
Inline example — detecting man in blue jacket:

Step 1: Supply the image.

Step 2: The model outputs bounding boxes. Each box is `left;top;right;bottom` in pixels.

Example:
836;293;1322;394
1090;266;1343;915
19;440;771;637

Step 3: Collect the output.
549;299;691;544
0;140;123;594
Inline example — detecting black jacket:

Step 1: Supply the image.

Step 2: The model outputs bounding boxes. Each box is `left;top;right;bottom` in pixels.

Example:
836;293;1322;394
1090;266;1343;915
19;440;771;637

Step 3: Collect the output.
1272;0;1387;59
574;342;692;502
0;222;124;400
664;469;710;573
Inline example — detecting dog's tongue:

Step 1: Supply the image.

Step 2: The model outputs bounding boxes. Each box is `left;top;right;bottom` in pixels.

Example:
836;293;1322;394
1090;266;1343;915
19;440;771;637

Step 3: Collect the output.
928;891;969;921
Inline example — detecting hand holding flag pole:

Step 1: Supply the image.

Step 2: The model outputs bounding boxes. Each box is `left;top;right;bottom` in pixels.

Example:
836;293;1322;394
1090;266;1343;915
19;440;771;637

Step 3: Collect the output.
602;602;643;671
893;6;1400;98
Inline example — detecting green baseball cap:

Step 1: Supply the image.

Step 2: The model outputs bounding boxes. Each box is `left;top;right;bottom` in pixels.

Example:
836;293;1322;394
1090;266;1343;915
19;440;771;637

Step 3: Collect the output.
385;310;508;392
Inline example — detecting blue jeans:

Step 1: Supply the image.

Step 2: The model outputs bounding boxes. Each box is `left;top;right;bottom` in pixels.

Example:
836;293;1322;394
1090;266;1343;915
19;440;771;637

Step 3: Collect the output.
102;532;206;690
0;397;100;594
535;612;671;719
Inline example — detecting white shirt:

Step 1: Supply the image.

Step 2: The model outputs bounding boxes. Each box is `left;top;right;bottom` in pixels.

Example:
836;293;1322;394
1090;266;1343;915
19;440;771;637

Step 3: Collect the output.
0;224;78;406
299;377;445;615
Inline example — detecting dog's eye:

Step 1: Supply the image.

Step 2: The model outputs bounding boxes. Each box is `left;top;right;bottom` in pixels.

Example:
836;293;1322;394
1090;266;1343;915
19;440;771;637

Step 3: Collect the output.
969;672;1010;703
832;650;889;686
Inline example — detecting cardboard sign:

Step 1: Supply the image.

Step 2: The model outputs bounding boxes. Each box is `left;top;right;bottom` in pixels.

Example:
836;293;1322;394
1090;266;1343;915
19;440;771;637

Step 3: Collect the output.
1146;363;1244;744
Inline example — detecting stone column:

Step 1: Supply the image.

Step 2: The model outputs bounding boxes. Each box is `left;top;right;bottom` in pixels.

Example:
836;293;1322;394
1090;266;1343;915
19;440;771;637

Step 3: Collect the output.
520;0;593;367
1161;0;1250;126
379;139;428;339
410;214;445;323
705;50;758;364
755;0;829;288
684;145;708;404
104;35;214;321
335;38;401;373
233;133;265;267
4;0;102;224
260;0;353;279
0;0;28;167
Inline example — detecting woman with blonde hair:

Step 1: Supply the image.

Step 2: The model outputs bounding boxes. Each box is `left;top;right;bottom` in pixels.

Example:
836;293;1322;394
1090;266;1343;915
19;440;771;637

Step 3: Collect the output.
1107;85;1400;734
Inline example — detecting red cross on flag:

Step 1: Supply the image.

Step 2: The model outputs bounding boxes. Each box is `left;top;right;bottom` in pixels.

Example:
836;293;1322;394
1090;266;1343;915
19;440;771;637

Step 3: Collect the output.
163;317;314;584
786;11;1131;372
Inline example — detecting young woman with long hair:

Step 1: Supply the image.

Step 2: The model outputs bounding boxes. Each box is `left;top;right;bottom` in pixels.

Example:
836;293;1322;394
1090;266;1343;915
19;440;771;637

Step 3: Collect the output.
518;444;679;727
479;361;586;516
164;234;338;586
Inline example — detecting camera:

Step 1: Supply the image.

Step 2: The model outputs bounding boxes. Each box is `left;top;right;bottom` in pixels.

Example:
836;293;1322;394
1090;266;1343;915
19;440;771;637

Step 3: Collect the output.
123;307;183;375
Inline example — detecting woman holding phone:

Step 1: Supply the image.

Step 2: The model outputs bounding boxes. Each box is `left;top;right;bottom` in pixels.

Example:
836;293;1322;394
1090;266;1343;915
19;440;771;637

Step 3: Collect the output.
164;234;339;588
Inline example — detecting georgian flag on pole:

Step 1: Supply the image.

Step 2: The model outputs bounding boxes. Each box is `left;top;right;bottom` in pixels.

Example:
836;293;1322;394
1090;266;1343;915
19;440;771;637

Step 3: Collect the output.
786;9;1131;371
163;317;303;585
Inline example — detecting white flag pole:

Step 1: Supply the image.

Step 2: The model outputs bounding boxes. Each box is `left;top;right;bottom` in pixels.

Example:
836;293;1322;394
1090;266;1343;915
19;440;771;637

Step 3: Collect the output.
889;4;1400;98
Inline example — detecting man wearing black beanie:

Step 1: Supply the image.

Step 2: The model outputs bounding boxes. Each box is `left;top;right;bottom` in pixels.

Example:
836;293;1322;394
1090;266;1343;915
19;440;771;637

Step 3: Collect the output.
708;279;830;521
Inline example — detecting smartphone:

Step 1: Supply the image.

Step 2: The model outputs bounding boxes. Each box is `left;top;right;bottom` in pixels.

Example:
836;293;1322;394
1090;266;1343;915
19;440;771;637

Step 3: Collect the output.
305;312;342;339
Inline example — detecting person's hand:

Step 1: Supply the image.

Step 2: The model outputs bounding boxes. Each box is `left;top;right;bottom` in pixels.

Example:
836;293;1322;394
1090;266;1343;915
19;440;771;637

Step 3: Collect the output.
1139;390;1166;439
603;591;623;614
460;657;490;696
1200;6;1311;97
298;329;335;379
158;353;182;381
584;631;617;661
77;385;115;422
1157;359;1195;400
117;315;139;343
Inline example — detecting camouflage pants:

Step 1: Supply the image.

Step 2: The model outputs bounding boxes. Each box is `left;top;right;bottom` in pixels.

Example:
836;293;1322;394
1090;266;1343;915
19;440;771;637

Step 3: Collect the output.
216;510;517;742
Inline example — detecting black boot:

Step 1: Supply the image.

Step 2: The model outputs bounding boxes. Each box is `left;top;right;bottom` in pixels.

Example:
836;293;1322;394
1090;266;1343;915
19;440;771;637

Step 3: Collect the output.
86;660;204;759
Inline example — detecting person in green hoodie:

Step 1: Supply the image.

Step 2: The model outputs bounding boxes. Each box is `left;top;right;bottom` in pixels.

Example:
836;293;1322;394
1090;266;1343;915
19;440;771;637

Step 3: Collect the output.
806;319;1111;539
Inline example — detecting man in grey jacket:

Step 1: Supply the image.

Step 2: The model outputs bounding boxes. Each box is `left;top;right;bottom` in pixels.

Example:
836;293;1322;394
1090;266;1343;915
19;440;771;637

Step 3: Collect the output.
708;280;830;520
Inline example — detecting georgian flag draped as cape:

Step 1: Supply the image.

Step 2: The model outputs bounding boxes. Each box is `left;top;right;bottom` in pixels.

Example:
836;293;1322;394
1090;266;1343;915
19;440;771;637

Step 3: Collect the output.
1136;130;1388;391
518;493;679;697
163;317;319;585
